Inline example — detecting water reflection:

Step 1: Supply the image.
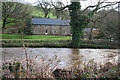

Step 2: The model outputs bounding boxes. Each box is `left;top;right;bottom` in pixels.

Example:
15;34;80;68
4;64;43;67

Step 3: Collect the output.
71;49;80;61
69;49;83;68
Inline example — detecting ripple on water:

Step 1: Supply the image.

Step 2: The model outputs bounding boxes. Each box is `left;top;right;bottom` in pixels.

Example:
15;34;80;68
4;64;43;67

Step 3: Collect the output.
2;48;119;69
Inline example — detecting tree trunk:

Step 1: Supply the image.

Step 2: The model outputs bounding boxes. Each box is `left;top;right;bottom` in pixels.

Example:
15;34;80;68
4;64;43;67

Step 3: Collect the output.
44;10;48;18
69;2;84;48
2;19;6;28
72;27;82;48
44;13;47;18
56;11;60;18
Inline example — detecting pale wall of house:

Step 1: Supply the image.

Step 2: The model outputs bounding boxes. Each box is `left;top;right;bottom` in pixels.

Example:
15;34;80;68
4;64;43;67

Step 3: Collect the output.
50;25;61;35
32;25;71;35
61;26;71;35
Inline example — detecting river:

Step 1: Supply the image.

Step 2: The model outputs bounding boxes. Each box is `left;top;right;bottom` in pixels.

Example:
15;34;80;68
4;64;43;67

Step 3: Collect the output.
2;48;119;69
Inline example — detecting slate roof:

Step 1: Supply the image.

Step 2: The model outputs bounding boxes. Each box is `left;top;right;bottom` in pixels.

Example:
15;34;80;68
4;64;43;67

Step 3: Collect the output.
32;18;70;26
83;28;99;33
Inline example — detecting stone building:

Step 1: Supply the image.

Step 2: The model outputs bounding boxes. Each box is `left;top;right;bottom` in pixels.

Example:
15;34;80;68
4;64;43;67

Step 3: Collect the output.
32;18;99;37
32;18;71;36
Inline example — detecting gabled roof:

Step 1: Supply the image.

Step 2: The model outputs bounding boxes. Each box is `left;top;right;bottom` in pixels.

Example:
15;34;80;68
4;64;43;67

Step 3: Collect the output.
32;18;70;26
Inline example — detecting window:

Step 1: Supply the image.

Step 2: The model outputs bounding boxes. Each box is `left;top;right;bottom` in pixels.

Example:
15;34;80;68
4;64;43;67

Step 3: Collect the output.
45;30;48;35
46;30;48;33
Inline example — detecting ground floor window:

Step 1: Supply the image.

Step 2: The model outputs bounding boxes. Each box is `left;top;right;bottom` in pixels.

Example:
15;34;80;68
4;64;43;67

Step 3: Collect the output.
46;30;48;33
45;30;48;35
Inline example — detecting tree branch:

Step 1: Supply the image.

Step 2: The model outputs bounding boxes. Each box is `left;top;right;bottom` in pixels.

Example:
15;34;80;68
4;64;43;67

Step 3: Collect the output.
98;1;119;10
57;5;69;11
83;1;119;16
82;1;105;13
89;6;118;24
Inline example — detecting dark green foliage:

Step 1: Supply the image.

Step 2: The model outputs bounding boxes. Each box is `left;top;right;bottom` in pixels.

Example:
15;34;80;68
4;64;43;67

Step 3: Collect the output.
68;2;89;48
17;28;22;34
23;17;33;35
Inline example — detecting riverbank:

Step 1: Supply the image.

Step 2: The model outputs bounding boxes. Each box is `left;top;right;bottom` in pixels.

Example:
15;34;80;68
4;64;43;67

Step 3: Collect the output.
2;39;118;49
1;34;118;49
1;57;119;79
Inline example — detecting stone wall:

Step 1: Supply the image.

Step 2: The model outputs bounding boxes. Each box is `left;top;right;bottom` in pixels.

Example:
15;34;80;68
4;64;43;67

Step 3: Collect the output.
61;26;71;35
32;25;71;35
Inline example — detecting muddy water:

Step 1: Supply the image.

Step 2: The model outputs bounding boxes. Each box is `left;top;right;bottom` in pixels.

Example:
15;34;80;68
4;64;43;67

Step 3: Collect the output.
2;48;119;69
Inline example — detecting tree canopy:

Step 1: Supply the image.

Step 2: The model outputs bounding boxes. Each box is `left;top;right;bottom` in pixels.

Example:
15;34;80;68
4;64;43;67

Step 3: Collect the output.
2;1;32;28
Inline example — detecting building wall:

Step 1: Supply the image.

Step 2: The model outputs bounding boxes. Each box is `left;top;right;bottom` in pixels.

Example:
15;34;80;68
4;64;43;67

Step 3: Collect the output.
50;25;61;35
61;26;71;35
32;25;71;35
92;30;100;36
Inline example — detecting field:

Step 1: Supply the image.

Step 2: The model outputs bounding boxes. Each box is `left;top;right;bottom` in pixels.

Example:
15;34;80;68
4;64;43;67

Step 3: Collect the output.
1;34;72;41
1;34;72;48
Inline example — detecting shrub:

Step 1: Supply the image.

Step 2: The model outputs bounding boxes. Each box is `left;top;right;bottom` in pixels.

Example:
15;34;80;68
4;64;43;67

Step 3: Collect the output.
23;17;33;35
17;28;22;34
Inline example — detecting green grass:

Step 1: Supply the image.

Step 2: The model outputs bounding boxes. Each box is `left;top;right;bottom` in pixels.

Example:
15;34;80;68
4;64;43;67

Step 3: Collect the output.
32;10;44;18
1;18;17;27
1;34;72;48
6;23;16;26
32;8;57;18
1;34;72;41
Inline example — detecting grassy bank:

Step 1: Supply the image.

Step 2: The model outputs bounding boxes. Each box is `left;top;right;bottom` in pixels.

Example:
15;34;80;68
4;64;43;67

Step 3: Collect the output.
1;34;118;49
2;40;118;49
2;34;72;40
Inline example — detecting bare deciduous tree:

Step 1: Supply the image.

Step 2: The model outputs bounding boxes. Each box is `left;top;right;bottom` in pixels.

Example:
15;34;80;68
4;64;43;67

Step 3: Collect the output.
36;0;52;18
96;9;119;40
51;1;67;19
2;1;32;28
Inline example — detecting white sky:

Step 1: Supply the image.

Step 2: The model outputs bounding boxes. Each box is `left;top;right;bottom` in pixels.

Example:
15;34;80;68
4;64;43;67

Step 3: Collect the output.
24;0;119;9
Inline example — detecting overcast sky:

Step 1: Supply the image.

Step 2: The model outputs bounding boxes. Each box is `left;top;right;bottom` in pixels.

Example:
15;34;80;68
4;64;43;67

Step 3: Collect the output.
24;0;119;9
